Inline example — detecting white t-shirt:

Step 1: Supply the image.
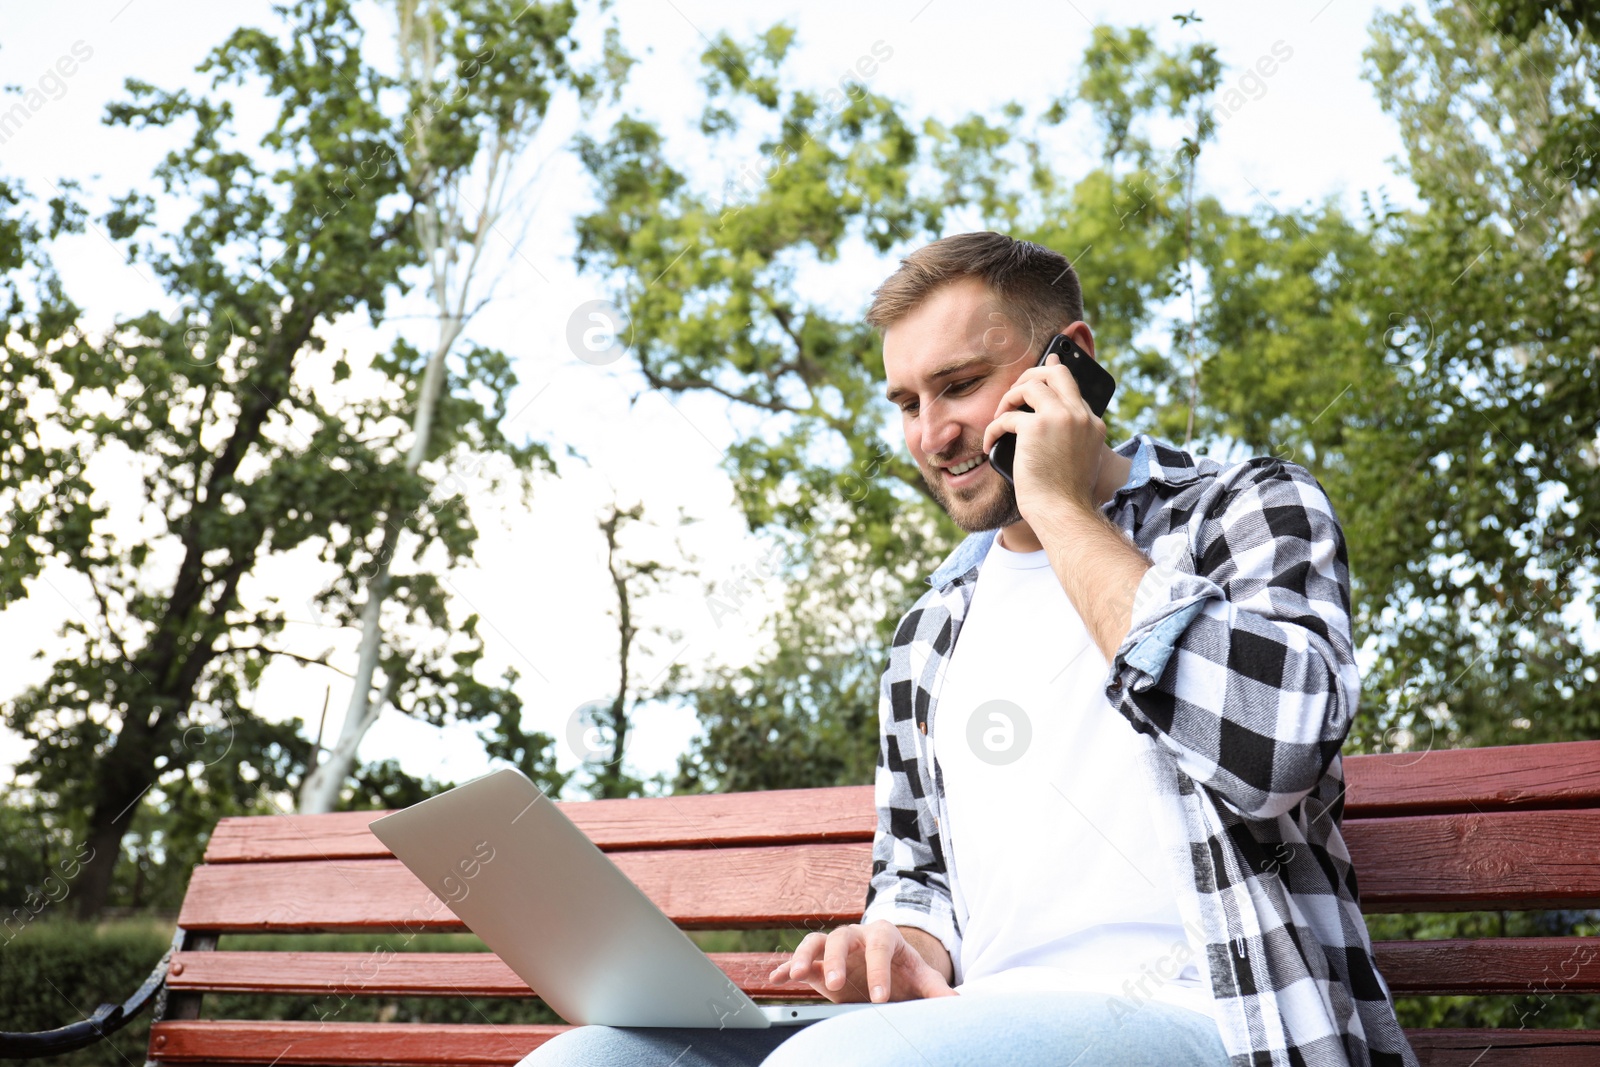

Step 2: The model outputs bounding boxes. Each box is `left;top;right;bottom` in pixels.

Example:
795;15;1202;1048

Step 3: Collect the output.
930;531;1212;1019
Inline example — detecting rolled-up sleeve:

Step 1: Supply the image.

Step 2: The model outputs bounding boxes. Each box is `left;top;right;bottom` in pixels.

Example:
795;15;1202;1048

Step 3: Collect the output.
860;670;961;966
1104;457;1360;821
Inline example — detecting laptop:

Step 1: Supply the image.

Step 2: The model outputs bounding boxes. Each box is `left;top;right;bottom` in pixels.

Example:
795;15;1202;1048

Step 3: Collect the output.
368;768;869;1028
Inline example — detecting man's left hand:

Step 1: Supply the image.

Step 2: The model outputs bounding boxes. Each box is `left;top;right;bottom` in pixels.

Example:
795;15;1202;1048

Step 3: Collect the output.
980;344;1107;521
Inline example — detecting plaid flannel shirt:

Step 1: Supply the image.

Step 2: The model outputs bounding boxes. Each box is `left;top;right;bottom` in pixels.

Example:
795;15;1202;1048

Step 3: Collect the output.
861;433;1419;1067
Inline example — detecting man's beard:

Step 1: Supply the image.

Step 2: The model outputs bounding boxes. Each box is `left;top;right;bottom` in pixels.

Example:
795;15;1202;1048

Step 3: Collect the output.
923;457;1023;533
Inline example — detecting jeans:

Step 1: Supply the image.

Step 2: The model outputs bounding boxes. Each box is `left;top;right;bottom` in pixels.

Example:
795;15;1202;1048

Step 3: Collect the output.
517;991;1231;1066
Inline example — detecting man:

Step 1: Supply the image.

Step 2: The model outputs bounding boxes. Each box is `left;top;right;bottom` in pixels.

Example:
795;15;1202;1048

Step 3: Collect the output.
769;231;1418;1067
525;233;1418;1066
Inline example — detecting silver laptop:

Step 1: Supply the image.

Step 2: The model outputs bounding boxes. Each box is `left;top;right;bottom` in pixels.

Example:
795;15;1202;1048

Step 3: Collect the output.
369;768;868;1028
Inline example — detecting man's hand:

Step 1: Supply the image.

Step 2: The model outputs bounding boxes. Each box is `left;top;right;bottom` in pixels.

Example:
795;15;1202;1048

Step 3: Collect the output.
980;343;1107;522
767;920;958;1004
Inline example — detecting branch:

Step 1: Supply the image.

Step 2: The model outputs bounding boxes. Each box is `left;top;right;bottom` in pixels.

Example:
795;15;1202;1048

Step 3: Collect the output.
758;295;827;389
186;378;217;519
163;306;321;646
636;360;804;416
84;568;133;663
225;643;352;677
634;361;890;484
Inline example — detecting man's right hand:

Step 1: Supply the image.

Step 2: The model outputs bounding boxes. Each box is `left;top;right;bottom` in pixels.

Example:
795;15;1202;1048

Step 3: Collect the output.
767;920;958;1004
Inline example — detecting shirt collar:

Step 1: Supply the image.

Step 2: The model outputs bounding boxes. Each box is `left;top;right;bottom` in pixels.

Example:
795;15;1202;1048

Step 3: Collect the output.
923;433;1199;588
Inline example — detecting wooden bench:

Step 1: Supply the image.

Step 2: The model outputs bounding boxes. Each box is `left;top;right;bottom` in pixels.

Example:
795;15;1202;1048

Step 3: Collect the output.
143;740;1600;1067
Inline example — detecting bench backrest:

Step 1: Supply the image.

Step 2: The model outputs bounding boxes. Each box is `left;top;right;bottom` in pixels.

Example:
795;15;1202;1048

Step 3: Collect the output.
149;740;1600;1066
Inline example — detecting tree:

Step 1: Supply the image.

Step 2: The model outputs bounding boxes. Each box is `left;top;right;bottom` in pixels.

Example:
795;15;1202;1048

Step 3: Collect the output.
673;515;887;793
1278;0;1599;751
1152;2;1600;751
575;499;693;799
575;23;1241;790
580;8;1597;786
1480;0;1600;46
299;0;624;812
578;18;1596;1036
0;0;584;918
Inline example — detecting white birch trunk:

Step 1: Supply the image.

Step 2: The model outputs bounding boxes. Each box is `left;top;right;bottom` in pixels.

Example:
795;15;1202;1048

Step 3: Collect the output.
298;0;513;812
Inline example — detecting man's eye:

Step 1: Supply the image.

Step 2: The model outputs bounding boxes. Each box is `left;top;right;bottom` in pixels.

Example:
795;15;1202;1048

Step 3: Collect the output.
901;379;979;416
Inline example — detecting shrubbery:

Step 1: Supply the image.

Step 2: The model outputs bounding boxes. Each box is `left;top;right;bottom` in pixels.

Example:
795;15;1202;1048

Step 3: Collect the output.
0;920;563;1067
0;920;169;1067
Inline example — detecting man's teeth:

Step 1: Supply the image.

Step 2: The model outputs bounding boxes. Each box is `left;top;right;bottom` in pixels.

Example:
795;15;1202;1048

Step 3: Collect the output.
947;456;985;476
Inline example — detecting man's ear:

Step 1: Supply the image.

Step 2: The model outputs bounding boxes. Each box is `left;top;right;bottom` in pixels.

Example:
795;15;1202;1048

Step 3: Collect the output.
1062;320;1095;360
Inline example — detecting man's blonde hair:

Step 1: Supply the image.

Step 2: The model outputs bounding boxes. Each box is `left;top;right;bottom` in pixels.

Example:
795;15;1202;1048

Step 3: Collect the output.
865;232;1085;350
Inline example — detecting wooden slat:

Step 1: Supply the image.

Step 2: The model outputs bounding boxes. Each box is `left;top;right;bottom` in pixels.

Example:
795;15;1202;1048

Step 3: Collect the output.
178;846;873;932
202;742;1600;866
1372;938;1600;996
148;1022;563;1065
168;940;1600;1000
1344;740;1600;818
1347;810;1600;911
178;809;1600;933
204;786;876;863
147;1021;1600;1066
1405;1029;1600;1066
166;951;816;999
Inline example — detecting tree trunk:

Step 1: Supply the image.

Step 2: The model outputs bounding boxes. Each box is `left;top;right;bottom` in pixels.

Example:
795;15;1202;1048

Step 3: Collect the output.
72;716;162;919
295;327;454;814
291;0;526;812
73;820;126;921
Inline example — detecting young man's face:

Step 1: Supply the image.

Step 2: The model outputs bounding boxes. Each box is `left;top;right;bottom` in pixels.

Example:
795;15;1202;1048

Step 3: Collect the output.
881;277;1047;533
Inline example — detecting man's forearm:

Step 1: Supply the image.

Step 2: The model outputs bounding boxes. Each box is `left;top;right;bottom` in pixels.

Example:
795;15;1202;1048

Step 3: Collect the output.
897;925;954;984
1035;498;1152;662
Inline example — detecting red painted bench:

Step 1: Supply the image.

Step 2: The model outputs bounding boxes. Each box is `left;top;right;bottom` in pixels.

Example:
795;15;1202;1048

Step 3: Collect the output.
141;740;1600;1066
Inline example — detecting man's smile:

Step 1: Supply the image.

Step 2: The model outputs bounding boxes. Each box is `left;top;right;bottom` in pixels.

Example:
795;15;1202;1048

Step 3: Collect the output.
937;453;991;487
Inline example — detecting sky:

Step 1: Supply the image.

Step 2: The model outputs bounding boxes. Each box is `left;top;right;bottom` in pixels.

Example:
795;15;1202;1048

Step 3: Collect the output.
0;0;1422;799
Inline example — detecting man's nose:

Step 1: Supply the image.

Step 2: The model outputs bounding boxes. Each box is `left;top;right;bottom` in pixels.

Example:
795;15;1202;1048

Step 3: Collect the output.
917;398;963;460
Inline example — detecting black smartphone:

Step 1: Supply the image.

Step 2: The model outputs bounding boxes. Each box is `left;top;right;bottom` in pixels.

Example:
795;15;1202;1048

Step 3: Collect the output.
988;332;1116;485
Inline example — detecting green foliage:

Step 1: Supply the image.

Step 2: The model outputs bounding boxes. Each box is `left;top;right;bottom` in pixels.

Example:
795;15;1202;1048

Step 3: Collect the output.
577;20;1242;791
0;0;591;918
581;8;1600;796
0;800;90;912
673;514;909;792
573;28;953;581
672;631;879;794
1479;0;1600;45
477;671;574;799
344;758;457;811
1328;1;1600;750
0;920;169;1067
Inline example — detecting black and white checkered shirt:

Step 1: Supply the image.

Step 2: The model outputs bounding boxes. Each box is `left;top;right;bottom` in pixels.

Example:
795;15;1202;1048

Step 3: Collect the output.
861;433;1419;1067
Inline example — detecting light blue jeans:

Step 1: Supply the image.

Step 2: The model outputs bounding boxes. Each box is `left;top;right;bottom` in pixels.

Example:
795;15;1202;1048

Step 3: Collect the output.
517;991;1231;1066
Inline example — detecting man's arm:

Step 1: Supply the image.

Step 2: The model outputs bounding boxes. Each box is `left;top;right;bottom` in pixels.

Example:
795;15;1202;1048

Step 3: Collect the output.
898;924;954;984
1043;457;1360;821
1032;500;1152;663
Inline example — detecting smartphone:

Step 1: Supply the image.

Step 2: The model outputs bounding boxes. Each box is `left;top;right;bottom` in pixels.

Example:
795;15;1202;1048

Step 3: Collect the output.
988;332;1116;485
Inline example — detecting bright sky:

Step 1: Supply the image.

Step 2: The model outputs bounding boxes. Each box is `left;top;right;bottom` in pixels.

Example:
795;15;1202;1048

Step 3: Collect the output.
0;0;1420;799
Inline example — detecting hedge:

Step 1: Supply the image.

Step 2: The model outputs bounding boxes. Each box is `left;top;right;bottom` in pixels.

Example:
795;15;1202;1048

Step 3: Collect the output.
0;919;562;1067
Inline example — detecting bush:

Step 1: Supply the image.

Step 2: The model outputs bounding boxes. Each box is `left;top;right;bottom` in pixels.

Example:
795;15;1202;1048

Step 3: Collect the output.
0;919;562;1067
0;919;170;1067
